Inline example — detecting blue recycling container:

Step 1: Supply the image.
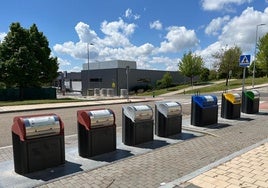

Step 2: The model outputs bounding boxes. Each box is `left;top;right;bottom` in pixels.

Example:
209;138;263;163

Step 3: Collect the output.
191;95;218;126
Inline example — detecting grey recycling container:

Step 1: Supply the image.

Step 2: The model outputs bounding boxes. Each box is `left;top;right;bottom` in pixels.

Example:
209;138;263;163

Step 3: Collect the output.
191;95;218;126
77;108;116;158
221;92;241;119
242;90;260;114
122;105;153;146
155;101;182;137
12;114;65;174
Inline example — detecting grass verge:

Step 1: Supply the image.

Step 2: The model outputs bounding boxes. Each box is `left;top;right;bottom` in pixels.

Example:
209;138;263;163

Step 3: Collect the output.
0;98;84;106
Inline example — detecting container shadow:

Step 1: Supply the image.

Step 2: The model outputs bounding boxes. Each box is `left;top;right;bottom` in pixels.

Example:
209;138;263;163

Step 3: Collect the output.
91;149;134;162
255;112;268;116
168;132;198;140
135;139;169;149
25;160;82;181
206;123;232;129
237;117;254;121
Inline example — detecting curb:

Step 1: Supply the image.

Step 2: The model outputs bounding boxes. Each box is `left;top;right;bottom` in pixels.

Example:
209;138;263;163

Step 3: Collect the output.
0;97;160;114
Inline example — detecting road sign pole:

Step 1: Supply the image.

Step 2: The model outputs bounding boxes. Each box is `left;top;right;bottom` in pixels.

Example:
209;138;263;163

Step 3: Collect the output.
240;55;251;92
242;67;246;91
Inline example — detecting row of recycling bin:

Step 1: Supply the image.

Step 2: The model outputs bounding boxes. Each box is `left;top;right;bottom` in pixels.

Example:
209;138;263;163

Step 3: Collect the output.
11;102;183;175
11;90;260;174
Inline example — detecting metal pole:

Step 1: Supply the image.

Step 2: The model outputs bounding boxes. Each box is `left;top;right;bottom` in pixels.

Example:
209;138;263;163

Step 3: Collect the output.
242;67;246;92
87;43;94;95
253;24;266;88
87;43;90;93
126;66;129;101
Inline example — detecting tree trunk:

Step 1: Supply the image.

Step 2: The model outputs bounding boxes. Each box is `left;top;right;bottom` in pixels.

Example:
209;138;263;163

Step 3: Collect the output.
225;74;229;86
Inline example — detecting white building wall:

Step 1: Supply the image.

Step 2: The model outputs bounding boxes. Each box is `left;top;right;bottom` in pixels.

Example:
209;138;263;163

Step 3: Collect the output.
83;60;137;70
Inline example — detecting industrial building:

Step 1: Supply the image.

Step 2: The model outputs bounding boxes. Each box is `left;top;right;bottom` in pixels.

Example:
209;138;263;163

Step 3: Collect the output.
80;60;186;96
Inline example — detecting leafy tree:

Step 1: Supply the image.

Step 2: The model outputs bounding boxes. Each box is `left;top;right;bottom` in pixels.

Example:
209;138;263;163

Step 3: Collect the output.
156;72;173;89
178;51;204;86
256;33;268;77
209;69;218;80
200;68;210;82
212;46;242;85
0;23;58;98
248;60;265;77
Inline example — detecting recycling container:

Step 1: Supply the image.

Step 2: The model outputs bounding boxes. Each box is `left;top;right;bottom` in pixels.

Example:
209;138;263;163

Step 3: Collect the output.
12;114;65;174
191;95;218;126
77;108;116;158
122;105;153;146
221;92;241;119
155;101;182;137
242;90;260;114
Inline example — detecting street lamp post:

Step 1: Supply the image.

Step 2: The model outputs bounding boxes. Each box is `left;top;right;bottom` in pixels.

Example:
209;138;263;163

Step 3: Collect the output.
253;24;266;88
87;43;94;94
126;66;129;101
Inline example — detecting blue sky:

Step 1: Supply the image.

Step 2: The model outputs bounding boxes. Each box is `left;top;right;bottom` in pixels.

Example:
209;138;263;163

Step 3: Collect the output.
1;0;268;72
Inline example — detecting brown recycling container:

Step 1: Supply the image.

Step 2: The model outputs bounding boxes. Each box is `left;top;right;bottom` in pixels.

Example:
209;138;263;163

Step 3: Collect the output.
77;108;116;158
12;114;65;174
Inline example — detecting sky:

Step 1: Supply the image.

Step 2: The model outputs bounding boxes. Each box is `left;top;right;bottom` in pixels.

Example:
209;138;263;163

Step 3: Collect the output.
1;0;268;72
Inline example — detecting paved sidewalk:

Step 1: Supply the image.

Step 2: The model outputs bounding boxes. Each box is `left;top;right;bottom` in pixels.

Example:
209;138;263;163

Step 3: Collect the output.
181;142;268;188
35;110;268;188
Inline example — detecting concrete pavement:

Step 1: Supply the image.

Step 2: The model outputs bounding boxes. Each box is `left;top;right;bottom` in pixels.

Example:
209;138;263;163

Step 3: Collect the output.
180;142;268;188
0;86;268;188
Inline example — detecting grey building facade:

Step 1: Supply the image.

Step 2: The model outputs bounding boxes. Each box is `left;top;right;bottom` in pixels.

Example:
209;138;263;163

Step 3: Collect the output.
81;67;186;96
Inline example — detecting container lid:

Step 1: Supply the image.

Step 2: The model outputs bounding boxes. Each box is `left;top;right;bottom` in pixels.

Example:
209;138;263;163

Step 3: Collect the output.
156;101;182;117
123;105;153;122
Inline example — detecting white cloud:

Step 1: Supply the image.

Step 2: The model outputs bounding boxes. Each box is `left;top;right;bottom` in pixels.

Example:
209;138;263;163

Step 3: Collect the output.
125;8;140;20
54;19;201;71
0;32;7;42
196;41;223;68
205;15;230;35
219;7;268;51
58;58;71;66
201;0;253;11
159;26;199;53
75;22;98;43
150;56;180;71
69;66;82;72
197;7;268;68
150;20;163;30
100;18;136;47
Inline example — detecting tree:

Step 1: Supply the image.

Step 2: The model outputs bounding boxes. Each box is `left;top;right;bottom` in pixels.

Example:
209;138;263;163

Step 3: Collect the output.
0;23;58;92
256;33;268;77
178;51;204;86
200;68;210;82
156;72;173;89
212;46;242;85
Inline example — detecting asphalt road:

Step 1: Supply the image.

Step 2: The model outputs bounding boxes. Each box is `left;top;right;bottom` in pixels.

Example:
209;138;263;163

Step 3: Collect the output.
0;95;194;147
1;87;267;147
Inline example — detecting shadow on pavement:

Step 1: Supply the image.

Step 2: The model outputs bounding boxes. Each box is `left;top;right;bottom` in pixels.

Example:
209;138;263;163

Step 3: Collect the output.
169;132;198;140
206;123;232;129
135;140;169;149
91;149;134;162
237;117;254;121
24;160;82;181
255;112;268;116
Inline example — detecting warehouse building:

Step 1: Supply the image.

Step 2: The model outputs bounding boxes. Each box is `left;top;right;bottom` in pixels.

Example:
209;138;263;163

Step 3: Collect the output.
81;60;186;96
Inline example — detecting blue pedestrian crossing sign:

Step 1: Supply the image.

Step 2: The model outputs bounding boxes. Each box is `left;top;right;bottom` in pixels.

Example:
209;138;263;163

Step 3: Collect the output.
239;55;251;67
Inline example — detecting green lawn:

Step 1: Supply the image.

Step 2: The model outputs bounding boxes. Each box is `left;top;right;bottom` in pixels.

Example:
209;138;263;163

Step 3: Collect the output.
186;77;267;94
139;77;267;96
0;98;84;106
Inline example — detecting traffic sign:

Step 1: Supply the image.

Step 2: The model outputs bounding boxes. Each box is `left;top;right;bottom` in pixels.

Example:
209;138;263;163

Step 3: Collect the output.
239;55;251;67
